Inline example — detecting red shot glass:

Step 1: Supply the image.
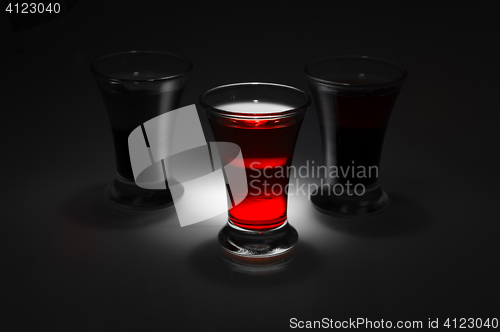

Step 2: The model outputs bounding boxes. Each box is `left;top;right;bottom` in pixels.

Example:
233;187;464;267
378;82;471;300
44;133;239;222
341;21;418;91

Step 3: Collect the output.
200;82;310;257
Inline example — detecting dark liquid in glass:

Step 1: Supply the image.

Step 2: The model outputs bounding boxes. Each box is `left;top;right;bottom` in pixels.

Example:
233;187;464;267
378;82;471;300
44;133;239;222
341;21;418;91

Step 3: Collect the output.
100;88;182;181
311;86;399;188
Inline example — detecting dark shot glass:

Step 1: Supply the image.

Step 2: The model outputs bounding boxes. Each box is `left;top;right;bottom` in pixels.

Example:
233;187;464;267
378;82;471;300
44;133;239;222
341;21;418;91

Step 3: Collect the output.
305;56;406;217
92;51;192;209
200;82;310;257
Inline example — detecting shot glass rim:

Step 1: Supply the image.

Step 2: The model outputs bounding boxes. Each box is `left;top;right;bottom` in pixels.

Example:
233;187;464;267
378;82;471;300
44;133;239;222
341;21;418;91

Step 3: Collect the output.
91;50;193;83
304;55;407;88
199;82;311;119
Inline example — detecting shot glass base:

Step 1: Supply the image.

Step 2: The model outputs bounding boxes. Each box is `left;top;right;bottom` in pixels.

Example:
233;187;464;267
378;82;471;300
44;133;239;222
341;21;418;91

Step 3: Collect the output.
311;184;390;218
219;245;297;275
218;222;298;258
105;177;175;210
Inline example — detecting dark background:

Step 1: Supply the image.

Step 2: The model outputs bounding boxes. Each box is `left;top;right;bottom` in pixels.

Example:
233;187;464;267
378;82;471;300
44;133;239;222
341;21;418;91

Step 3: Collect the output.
2;0;500;331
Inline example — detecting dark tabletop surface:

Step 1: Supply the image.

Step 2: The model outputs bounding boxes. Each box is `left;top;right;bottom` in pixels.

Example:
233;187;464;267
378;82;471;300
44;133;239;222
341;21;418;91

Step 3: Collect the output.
2;0;499;331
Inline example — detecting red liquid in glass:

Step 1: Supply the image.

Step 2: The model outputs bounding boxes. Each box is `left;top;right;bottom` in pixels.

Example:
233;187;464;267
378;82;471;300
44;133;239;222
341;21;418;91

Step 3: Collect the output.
208;114;303;231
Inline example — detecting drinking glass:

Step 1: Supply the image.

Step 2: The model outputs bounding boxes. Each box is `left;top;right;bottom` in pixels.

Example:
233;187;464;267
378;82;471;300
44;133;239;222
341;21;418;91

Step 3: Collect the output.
200;82;310;257
304;56;406;217
92;51;192;209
